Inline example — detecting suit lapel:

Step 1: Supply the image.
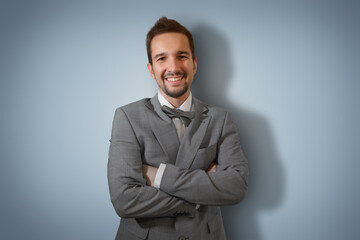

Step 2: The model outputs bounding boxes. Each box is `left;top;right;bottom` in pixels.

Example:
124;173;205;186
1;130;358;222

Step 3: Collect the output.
176;97;211;169
145;95;180;165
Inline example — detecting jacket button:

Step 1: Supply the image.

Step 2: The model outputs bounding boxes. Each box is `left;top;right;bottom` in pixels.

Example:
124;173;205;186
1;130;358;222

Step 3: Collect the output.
178;236;187;240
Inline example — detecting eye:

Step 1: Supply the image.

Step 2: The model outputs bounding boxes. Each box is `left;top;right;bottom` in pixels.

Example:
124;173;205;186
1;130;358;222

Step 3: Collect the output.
156;57;166;62
179;55;188;60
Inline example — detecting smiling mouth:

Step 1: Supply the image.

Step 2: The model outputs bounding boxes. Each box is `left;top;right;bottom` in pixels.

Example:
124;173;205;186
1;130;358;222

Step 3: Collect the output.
165;76;183;82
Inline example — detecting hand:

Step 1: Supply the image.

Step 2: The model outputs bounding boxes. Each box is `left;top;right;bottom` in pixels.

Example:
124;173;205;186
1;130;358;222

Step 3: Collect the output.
142;164;158;187
206;162;217;173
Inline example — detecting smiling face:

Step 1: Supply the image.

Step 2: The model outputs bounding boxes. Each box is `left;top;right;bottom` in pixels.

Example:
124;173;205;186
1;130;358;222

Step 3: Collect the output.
147;32;197;104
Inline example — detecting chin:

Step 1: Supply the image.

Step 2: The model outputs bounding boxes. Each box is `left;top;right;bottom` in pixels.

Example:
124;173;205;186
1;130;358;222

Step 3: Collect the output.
165;88;188;98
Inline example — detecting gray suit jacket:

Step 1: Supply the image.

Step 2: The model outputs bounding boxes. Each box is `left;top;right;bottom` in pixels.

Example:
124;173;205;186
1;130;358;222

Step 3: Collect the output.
108;95;248;240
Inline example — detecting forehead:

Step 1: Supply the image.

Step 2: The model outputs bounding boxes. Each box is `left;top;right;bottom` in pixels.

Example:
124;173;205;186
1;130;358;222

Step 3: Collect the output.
151;33;191;56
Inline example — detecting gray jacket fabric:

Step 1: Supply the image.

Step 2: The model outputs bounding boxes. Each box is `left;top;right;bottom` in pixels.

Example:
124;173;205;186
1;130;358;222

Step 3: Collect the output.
108;95;248;240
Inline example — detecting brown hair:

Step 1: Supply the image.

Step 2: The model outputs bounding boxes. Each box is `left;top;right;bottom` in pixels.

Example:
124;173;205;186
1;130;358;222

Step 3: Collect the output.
146;17;195;65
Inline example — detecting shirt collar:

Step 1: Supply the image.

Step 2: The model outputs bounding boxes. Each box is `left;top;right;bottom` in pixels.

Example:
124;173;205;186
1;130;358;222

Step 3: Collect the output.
157;90;192;111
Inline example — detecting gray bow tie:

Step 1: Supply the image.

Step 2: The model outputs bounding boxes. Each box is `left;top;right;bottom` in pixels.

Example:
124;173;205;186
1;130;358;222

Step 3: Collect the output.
161;105;195;127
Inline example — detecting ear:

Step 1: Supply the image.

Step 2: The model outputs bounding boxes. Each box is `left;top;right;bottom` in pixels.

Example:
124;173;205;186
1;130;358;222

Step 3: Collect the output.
193;58;197;75
147;63;155;79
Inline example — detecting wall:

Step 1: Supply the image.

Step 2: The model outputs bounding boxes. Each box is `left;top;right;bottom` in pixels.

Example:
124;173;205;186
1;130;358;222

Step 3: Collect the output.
1;0;359;239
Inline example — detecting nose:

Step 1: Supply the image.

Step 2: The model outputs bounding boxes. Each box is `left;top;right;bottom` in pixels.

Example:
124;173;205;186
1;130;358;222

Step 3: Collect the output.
167;56;180;72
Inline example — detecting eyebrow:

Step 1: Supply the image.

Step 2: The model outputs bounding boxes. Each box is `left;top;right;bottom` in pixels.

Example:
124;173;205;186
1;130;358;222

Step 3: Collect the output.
178;51;190;55
153;51;190;60
154;53;166;60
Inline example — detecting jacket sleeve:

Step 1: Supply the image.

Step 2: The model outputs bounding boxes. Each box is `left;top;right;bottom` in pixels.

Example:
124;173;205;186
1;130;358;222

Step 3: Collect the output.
108;108;196;218
159;111;249;206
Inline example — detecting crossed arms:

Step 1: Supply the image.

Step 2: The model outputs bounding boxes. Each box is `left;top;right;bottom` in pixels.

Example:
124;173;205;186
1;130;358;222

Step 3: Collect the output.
108;107;248;218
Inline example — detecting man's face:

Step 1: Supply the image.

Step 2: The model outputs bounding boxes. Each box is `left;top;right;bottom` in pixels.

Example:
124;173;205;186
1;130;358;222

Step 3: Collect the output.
147;33;197;99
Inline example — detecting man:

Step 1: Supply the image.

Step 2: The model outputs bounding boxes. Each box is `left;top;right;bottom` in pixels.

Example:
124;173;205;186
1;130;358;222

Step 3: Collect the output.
108;17;248;240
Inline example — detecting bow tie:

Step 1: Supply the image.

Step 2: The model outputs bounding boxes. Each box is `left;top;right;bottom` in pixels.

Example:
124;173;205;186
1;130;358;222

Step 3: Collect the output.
161;105;195;127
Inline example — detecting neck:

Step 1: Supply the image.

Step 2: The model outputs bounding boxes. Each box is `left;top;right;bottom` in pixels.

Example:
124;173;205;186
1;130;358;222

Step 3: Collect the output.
160;90;190;108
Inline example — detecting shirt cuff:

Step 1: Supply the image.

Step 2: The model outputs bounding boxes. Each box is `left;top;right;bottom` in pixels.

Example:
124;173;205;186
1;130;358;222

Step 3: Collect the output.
154;163;166;188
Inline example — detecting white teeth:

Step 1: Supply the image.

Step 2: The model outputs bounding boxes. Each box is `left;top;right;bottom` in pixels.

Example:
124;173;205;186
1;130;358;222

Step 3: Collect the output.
166;77;182;82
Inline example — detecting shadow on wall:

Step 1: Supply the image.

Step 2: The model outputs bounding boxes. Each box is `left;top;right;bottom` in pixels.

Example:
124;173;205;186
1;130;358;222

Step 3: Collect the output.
191;23;285;240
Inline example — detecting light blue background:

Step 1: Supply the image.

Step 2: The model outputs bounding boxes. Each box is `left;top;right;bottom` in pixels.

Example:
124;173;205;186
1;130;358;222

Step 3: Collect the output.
1;0;360;239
